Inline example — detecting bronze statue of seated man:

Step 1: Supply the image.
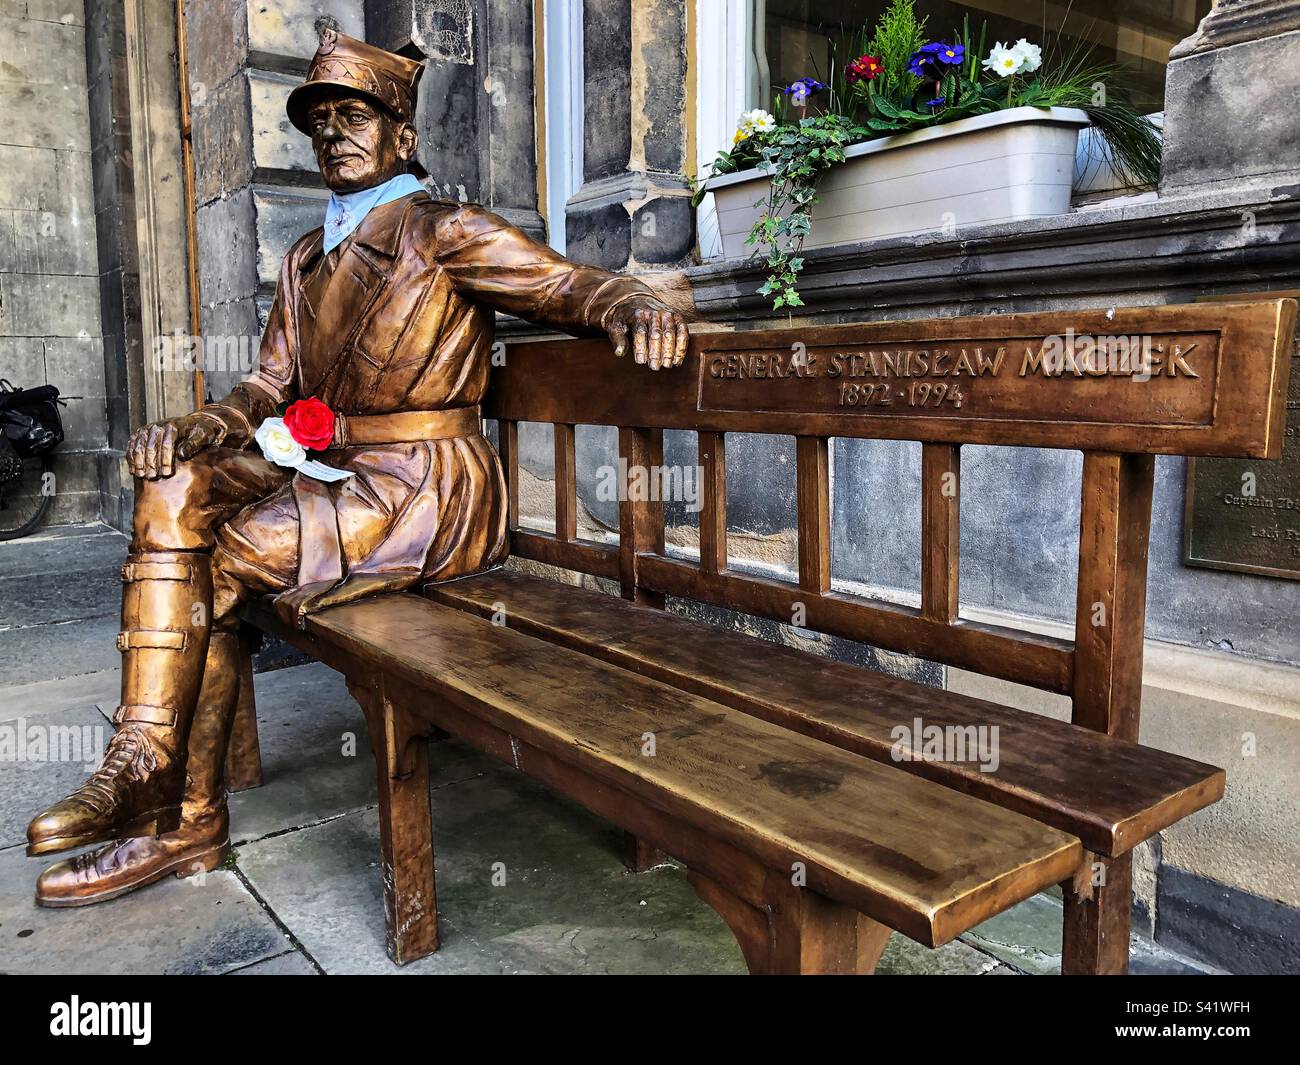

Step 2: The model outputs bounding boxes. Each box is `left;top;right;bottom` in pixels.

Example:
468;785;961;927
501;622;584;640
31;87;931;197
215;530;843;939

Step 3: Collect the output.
27;28;687;907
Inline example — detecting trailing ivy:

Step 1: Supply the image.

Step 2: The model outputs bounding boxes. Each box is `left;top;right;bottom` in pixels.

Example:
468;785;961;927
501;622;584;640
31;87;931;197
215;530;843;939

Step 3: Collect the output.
750;114;867;309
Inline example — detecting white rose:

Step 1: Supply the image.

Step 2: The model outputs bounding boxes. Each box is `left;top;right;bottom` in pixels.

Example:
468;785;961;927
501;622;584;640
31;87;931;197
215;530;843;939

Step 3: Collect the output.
1012;38;1042;73
983;43;1023;79
255;417;307;468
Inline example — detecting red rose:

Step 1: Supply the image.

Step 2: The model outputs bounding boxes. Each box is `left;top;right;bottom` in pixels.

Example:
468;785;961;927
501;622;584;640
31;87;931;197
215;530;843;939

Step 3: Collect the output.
283;397;335;451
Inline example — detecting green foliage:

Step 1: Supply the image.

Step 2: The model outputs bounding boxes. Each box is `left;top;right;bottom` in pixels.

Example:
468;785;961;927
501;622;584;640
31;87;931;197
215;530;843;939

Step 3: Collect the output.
697;0;1164;308
750;114;867;309
866;0;926;104
690;137;765;208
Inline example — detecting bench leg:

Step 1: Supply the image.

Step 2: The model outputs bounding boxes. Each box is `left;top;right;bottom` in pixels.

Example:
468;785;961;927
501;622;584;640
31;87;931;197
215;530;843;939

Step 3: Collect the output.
1061;851;1132;975
347;675;440;966
623;830;670;872
689;869;890;974
224;629;263;792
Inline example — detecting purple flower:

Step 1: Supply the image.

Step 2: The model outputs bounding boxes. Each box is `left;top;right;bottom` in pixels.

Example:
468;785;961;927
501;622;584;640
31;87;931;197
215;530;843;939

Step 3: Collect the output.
783;77;825;105
925;97;946;107
908;42;964;76
934;42;965;65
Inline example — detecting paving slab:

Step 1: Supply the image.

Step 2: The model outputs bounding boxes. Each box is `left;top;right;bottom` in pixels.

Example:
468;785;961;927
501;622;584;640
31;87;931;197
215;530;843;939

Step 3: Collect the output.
225;662;379;844
0;668;119;719
1130;933;1224;975
0;844;288;975
878;931;1003;975
961;892;1067;976
0;701;111;849
0;614;122;686
227;950;319;975
961;891;1217;976
236;745;748;975
0;523;125;580
0;567;122;629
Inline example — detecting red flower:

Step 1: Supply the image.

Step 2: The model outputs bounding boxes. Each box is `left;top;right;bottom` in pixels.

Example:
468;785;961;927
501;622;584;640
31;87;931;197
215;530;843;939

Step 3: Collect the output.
847;54;882;83
283;397;335;451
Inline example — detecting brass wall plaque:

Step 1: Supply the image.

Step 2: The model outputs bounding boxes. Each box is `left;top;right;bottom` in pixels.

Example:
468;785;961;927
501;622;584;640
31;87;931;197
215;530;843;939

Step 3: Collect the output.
1185;293;1300;580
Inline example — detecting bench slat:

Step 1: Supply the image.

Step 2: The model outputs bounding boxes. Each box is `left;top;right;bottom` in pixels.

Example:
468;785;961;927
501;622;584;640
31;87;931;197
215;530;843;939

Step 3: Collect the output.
290;593;1081;947
426;569;1224;857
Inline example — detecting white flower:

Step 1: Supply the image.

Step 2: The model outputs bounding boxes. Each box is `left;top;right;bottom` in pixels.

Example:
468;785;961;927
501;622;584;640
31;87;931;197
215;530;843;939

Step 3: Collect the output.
741;108;775;133
983;42;1023;78
254;417;306;468
1012;38;1042;73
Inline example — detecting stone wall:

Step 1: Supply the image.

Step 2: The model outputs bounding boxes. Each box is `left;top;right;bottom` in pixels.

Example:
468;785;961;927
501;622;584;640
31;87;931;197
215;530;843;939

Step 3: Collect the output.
183;0;363;401
0;0;106;526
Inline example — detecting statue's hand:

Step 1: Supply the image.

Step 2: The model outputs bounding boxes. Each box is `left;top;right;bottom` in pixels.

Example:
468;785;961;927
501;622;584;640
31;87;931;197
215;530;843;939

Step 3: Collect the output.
127;412;223;480
605;299;689;370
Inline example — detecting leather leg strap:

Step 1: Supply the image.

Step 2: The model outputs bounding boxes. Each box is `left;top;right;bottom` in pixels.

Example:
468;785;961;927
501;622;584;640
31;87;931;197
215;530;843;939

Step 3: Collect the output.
114;704;180;727
121;560;194;583
117;630;188;651
116;550;214;743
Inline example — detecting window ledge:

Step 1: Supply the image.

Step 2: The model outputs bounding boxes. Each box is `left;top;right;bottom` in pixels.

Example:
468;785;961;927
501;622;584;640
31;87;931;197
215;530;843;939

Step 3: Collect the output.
682;172;1300;323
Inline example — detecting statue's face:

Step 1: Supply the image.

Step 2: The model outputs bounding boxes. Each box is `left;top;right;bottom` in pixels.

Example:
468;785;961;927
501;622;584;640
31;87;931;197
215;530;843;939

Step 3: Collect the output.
305;89;417;192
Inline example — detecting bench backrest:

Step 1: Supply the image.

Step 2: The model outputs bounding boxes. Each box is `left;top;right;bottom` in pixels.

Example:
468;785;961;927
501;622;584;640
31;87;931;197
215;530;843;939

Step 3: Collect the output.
487;299;1295;741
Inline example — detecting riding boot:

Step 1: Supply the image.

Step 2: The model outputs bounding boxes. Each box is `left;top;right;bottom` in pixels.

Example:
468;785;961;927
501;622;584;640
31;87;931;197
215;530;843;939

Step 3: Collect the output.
34;630;242;906
26;550;212;855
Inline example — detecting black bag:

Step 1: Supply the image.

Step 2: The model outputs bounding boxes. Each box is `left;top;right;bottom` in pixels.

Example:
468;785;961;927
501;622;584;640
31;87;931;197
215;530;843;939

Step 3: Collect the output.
0;379;65;459
0;431;21;485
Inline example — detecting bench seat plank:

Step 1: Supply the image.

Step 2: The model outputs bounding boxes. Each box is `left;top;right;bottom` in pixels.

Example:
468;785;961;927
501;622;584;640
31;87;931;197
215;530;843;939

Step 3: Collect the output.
425;569;1224;857
283;593;1081;947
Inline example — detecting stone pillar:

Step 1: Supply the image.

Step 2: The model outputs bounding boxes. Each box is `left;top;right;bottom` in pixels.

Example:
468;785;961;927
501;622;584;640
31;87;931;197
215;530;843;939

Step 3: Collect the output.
565;0;694;270
367;0;545;239
83;0;142;530
1169;0;1300;56
85;0;199;529
183;0;365;401
1161;0;1300;193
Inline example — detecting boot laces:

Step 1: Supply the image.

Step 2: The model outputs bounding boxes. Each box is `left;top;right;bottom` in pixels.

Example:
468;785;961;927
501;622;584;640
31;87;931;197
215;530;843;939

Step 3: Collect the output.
75;727;160;814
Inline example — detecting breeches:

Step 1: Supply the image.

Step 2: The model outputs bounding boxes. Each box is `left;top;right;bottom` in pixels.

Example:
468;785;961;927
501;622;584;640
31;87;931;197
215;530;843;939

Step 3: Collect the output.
130;435;509;630
131;448;297;630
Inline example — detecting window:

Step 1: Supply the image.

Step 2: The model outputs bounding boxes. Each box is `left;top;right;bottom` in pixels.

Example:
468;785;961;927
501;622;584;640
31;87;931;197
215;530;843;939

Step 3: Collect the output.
760;1;1212;114
692;1;1210;257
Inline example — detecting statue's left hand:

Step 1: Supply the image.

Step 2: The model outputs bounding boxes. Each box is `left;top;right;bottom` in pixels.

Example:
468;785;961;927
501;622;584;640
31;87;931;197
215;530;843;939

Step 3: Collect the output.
127;412;224;480
605;299;689;370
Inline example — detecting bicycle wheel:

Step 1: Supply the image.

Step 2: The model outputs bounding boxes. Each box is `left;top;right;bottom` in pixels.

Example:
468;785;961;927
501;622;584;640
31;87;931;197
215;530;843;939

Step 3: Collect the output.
0;453;55;540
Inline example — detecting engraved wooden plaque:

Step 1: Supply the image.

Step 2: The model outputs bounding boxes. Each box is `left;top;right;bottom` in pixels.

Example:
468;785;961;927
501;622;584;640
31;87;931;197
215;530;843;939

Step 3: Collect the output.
488;300;1295;458
1185;293;1300;580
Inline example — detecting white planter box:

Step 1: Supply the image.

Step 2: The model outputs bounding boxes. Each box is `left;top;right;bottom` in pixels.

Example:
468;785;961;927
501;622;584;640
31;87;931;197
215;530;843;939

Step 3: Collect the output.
704;106;1091;258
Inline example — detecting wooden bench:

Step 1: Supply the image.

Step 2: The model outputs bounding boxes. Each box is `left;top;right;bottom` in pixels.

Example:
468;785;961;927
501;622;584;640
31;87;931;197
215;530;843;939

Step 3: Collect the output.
234;298;1294;974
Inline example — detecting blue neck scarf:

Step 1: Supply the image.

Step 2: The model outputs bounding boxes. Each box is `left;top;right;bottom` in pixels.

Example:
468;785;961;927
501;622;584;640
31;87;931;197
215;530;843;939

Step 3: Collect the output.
323;173;425;253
